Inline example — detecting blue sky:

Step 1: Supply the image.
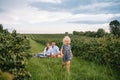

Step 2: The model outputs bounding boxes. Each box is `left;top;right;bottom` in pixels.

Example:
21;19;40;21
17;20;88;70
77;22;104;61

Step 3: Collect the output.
0;0;120;33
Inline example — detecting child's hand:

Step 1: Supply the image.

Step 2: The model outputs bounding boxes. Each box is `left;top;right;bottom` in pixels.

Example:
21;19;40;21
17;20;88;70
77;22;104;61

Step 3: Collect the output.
71;53;73;57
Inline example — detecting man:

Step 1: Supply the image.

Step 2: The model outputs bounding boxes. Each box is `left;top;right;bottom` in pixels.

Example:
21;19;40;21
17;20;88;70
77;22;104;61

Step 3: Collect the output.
50;41;60;57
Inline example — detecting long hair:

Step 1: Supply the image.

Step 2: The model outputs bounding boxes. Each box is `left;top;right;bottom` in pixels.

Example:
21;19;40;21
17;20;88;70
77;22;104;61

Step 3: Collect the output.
46;43;50;51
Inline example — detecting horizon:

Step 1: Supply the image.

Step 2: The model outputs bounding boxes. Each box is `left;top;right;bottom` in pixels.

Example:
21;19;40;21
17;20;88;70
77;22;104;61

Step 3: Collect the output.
0;0;120;33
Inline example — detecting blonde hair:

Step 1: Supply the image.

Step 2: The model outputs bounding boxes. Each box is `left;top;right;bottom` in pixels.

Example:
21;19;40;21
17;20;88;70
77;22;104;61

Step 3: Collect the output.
63;36;71;44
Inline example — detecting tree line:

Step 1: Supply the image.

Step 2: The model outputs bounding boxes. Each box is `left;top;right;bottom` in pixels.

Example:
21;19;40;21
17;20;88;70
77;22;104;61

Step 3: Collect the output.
73;20;120;38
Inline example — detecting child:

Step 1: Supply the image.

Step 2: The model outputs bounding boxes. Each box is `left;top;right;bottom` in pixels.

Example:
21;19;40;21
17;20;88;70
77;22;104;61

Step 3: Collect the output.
61;36;73;73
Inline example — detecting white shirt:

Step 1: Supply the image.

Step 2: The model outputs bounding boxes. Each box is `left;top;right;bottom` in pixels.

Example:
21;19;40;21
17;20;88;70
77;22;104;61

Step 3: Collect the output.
43;47;52;56
50;45;59;54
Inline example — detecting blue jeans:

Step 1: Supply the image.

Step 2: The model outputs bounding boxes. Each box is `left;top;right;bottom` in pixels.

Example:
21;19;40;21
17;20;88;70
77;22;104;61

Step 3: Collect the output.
35;53;49;57
35;53;44;57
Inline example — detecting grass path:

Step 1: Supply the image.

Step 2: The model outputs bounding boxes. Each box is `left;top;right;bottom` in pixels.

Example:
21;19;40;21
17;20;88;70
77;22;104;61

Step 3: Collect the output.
26;39;116;80
29;39;45;54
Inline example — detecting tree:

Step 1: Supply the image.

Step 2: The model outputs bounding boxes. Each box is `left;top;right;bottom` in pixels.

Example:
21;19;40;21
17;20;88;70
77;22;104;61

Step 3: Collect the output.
73;31;79;35
84;31;96;37
109;20;120;37
12;30;17;37
3;29;9;34
96;28;105;37
0;24;3;33
65;32;68;35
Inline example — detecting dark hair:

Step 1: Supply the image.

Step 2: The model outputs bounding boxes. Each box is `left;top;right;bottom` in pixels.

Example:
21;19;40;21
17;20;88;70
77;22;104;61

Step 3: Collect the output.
46;47;49;51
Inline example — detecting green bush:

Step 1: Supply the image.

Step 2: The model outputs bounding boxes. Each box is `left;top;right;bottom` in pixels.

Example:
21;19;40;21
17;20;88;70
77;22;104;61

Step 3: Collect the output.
72;37;120;71
0;31;31;80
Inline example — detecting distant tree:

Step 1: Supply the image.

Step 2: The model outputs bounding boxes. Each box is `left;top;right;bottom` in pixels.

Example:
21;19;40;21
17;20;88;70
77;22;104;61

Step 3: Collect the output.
3;29;9;34
109;20;120;37
73;31;79;35
0;24;3;33
12;30;17;37
65;32;68;35
78;31;84;36
96;28;105;37
84;31;96;37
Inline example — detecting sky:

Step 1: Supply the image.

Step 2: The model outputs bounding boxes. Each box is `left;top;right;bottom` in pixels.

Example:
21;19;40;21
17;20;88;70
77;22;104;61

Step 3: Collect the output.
0;0;120;33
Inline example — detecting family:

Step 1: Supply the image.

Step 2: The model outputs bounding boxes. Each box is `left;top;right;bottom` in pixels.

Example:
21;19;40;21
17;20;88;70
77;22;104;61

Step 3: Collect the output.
34;36;73;73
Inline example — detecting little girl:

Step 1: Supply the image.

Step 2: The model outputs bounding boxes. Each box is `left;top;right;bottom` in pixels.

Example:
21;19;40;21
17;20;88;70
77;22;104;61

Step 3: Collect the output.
61;36;73;73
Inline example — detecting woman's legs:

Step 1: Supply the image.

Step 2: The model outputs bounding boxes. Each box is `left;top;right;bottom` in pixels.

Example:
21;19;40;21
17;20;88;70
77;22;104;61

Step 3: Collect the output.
35;53;44;57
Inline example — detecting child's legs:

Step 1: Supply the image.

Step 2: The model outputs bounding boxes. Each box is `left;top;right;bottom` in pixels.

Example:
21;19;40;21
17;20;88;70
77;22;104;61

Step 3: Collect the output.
62;62;65;68
66;61;70;73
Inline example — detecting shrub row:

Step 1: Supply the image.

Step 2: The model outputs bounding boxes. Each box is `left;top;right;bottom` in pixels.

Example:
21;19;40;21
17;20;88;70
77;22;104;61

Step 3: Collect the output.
0;31;31;80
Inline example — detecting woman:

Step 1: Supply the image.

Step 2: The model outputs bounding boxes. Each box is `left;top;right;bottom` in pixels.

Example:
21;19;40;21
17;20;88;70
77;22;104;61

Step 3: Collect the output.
35;43;53;57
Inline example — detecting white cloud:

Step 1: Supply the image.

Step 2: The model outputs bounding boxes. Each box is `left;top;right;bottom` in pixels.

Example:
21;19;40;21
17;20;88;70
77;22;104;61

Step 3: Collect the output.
78;2;112;10
0;0;119;25
1;5;119;25
0;6;71;24
0;0;119;33
28;0;62;3
68;14;115;22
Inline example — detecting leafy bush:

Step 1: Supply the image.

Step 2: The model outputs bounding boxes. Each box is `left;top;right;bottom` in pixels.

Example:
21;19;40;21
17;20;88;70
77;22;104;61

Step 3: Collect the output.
0;31;31;80
72;37;120;71
96;28;106;37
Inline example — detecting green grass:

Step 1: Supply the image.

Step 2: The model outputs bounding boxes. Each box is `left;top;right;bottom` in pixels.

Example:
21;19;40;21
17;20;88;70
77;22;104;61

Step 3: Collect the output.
29;39;45;54
26;39;117;80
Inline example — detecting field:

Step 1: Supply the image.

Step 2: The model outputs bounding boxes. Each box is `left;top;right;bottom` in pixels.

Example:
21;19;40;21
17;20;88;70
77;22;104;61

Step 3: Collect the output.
26;34;119;80
1;32;119;80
